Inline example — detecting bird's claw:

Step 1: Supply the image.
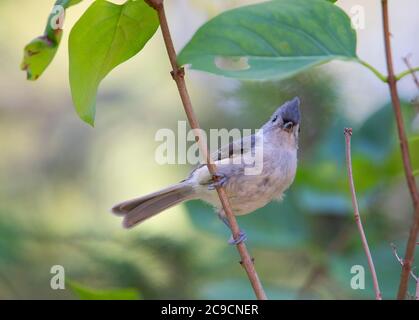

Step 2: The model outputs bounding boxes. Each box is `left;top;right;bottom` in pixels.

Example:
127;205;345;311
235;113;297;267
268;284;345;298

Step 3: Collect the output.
208;173;228;190
228;230;247;245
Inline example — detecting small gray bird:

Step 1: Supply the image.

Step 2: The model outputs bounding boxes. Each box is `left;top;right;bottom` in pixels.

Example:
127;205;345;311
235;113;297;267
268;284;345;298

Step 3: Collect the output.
112;97;301;244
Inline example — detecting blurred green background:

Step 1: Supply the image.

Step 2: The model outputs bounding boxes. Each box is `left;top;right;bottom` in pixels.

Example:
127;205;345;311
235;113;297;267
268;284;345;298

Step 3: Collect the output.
0;0;419;299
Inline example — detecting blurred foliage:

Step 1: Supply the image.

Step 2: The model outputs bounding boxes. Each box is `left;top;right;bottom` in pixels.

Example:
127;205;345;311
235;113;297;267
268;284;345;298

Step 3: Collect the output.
67;280;140;300
1;0;419;300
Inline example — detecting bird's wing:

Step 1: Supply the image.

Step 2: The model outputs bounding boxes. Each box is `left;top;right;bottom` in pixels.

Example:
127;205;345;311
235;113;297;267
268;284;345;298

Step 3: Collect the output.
211;134;256;162
186;134;256;185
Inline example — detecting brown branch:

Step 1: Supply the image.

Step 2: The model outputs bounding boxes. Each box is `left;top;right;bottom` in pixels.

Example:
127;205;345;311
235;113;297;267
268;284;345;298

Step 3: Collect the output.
416;279;419;300
344;128;382;300
144;0;267;300
381;0;419;300
391;243;418;300
391;243;417;281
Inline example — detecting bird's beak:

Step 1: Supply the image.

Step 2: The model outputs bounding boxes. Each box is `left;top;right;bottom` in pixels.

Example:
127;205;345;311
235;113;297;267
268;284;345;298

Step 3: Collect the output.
281;97;301;132
282;97;301;126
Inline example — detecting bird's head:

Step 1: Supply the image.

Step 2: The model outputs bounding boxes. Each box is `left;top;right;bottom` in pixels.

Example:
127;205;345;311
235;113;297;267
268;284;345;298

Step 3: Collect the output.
262;97;301;148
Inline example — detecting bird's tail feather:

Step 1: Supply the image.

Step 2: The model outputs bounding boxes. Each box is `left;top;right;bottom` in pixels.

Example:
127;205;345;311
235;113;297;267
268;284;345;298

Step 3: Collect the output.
111;182;196;228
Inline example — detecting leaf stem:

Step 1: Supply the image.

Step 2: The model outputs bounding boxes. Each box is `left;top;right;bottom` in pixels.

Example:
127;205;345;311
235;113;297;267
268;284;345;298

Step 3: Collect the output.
144;0;267;300
344;128;382;300
395;66;419;82
358;59;387;82
381;0;419;300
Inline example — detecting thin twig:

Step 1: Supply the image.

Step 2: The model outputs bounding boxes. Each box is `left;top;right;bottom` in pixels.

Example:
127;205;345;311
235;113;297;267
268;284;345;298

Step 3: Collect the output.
416;279;419;300
144;0;267;300
344;128;382;300
391;243;418;300
381;0;419;300
391;243;417;281
402;55;419;90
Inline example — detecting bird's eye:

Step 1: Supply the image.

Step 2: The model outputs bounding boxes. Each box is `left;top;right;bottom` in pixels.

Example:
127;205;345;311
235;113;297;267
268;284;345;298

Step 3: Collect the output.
272;115;278;123
284;122;293;130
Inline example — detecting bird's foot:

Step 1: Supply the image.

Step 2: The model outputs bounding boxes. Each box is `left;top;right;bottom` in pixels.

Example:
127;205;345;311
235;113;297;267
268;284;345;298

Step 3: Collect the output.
228;230;247;245
208;173;228;190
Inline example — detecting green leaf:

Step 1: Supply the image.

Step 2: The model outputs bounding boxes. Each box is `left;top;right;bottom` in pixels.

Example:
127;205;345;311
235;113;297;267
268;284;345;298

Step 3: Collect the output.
21;0;83;80
178;0;357;80
67;281;140;300
68;0;159;125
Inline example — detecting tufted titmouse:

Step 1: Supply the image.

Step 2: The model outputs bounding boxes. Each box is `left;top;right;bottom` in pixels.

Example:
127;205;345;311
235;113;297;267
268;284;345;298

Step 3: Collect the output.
112;97;301;244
